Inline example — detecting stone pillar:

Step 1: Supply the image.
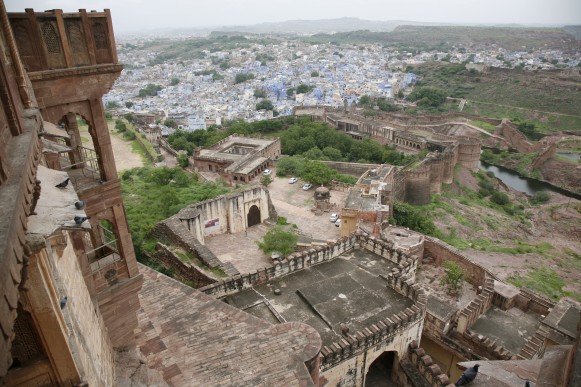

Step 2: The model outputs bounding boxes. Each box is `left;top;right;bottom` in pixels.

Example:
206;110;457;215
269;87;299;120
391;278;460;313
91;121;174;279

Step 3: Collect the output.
25;248;82;385
64;112;84;168
88;98;117;182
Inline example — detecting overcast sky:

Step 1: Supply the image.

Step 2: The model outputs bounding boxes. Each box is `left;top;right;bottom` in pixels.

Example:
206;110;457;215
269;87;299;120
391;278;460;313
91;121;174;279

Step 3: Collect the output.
5;0;581;32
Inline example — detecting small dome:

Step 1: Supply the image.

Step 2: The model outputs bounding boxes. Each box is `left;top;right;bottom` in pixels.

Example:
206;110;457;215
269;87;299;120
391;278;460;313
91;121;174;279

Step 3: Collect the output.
315;186;330;194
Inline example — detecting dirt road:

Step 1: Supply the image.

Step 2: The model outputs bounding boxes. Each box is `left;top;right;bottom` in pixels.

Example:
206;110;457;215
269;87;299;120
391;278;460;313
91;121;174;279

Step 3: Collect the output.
110;133;144;171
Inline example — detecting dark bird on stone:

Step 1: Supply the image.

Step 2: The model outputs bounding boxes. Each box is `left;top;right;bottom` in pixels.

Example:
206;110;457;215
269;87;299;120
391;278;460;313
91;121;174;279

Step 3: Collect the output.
455;364;479;386
74;200;85;210
60;296;68;310
55;178;70;188
74;216;89;225
525;382;531;387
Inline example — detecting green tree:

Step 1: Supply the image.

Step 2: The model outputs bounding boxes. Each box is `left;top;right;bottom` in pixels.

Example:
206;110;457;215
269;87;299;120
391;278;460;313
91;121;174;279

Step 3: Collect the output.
177;153;189;168
255;99;274;111
302;147;326;160
301;160;336;185
517;121;544;141
311;71;319;77
390;202;439;236
235;73;255;84
440;260;464;292
170;77;180;86
296;84;312;94
258;226;298;255
377;99;398;112
138;84;163;97
275;156;305;176
322;146;343;161
408;87;447;107
106;100;120;109
115;119;127;132
286;88;295;97
358;95;372;107
125;101;134;108
164;119;178;129
253;88;267;98
124;113;136;123
260;175;273;187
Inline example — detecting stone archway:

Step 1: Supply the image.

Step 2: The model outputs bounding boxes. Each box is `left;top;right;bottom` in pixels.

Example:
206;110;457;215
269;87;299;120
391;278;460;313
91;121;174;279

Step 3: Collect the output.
365;351;397;386
247;205;261;227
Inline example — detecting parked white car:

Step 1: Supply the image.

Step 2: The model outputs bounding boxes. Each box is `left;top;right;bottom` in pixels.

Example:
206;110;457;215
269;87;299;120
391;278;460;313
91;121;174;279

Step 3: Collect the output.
288;177;298;184
302;183;312;190
335;219;341;227
329;213;339;222
263;169;272;176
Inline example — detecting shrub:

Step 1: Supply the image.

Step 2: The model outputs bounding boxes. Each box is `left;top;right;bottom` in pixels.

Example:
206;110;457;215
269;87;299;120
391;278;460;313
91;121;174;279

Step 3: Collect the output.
440;260;464;292
258;226;298;255
491;191;510;205
530;191;550;205
177;153;189;168
122;130;136;140
115;119;127;132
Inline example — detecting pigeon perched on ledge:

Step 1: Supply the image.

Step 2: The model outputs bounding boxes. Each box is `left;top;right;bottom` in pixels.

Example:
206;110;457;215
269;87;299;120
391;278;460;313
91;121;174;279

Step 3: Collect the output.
60;296;68;310
455;364;479;386
74;216;90;225
55;177;70;189
74;200;85;210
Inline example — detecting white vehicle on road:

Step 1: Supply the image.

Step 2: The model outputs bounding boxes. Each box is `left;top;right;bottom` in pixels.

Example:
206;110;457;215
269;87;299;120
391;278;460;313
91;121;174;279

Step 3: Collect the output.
288;177;298;184
329;213;339;222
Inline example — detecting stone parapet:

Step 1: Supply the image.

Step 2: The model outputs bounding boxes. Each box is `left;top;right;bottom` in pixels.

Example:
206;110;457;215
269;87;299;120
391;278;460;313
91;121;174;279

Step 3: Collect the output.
403;340;455;387
462;329;515;360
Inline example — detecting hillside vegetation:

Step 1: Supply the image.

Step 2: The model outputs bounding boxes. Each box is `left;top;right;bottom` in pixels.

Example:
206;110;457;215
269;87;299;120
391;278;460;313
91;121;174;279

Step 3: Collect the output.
412;62;581;132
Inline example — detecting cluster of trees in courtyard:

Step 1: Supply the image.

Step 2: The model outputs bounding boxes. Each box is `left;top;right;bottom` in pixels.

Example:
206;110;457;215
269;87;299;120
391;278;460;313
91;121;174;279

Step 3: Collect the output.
166;117;425;167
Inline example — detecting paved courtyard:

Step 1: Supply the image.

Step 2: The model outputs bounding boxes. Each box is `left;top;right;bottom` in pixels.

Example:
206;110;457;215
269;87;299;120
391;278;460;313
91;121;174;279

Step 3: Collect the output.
268;170;347;241
204;169;348;275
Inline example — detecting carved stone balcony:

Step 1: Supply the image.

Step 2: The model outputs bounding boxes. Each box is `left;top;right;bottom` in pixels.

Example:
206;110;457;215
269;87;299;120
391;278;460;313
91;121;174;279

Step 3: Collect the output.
8;8;118;72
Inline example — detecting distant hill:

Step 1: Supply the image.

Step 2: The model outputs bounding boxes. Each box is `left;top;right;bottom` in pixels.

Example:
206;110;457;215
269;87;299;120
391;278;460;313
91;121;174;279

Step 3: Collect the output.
216;17;449;34
562;25;581;39
304;25;581;51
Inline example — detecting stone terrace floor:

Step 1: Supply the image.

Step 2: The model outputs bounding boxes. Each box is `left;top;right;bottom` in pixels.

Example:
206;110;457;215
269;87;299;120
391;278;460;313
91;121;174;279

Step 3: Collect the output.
470;306;541;354
224;248;414;346
136;264;321;387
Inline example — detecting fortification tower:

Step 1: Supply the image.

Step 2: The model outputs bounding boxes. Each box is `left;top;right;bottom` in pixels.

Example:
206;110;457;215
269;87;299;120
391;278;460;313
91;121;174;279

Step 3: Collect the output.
404;164;431;205
456;136;481;171
7;8;142;348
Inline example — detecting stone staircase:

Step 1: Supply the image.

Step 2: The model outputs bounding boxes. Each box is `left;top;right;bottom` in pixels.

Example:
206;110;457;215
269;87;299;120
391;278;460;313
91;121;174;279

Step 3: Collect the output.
518;324;549;359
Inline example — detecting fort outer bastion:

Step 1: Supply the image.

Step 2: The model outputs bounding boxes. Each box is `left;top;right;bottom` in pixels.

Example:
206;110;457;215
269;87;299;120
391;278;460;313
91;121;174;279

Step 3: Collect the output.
294;106;482;205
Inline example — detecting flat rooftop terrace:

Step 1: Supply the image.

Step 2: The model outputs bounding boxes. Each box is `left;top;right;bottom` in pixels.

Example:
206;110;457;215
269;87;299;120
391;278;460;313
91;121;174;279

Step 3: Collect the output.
224;248;414;346
470;306;541;354
345;189;378;211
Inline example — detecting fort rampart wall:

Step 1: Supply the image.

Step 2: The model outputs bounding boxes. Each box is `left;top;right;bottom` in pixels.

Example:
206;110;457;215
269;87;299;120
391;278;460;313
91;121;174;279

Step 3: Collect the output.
497;120;535;153
423;238;492;287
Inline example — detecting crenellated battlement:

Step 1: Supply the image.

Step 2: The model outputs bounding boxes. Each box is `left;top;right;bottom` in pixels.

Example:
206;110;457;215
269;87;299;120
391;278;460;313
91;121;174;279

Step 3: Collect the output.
200;231;421;297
